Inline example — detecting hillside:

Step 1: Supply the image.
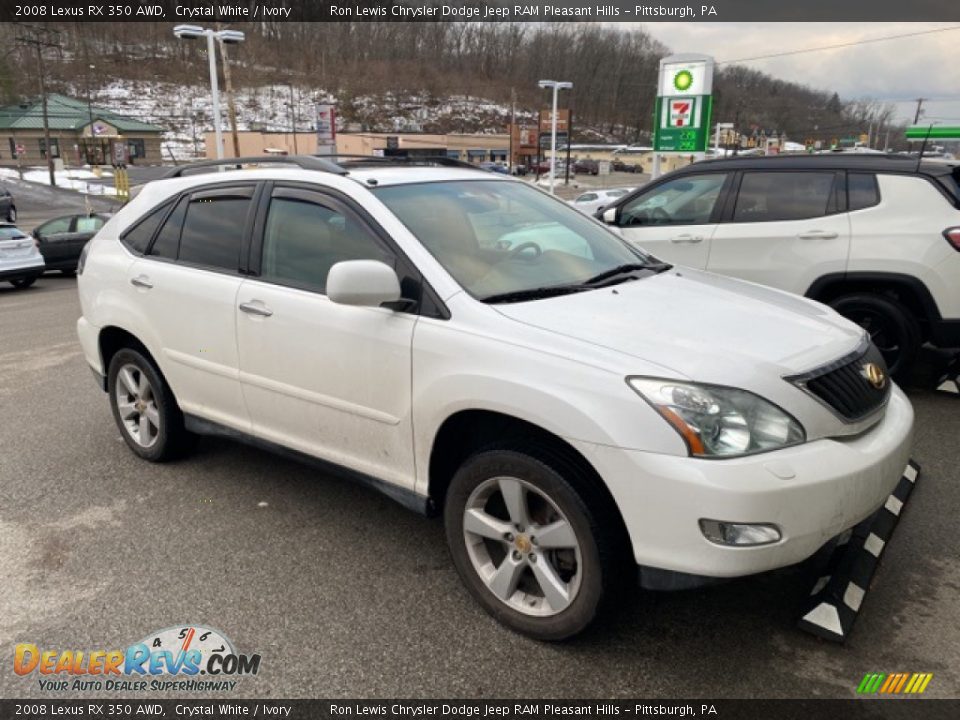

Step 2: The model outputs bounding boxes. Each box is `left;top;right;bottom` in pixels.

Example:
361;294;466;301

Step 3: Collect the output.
1;22;905;156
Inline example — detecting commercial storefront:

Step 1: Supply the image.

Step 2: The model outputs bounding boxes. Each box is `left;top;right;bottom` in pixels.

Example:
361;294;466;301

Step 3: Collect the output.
0;94;166;165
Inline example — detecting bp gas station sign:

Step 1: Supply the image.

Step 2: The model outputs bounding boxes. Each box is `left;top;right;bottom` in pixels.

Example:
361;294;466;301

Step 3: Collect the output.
653;54;715;154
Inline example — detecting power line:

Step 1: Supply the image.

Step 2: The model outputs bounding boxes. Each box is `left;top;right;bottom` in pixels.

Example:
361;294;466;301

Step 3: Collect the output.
718;25;960;66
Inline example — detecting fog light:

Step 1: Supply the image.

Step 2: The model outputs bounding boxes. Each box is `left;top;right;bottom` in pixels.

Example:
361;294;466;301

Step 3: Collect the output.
700;519;781;546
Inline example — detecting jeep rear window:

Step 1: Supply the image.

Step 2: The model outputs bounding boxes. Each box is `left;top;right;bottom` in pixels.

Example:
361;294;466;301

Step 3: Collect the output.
848;173;880;211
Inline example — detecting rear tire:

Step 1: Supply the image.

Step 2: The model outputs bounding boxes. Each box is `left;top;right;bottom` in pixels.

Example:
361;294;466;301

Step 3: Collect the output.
829;293;921;379
10;276;36;289
107;348;194;462
444;448;622;640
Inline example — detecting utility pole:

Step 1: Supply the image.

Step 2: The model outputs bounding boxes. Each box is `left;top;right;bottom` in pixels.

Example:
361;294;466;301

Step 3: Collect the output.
913;98;926;125
15;24;61;186
289;84;298;154
509;87;516;172
216;23;242;159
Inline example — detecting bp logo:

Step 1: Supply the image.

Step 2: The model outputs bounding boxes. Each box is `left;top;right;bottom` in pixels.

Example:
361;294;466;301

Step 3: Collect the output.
673;70;694;92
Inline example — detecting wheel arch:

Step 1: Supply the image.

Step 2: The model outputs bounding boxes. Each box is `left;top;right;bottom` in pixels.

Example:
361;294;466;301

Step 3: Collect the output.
806;272;941;336
98;326;172;393
427;409;631;548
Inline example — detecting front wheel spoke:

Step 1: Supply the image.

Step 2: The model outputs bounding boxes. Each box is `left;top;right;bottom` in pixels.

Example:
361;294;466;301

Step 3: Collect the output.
138;413;152;440
119;367;139;397
464;508;512;541
498;478;530;528
138;374;152;400
144;405;160;430
117;401;138;421
530;557;571;612
534;520;576;549
487;557;524;601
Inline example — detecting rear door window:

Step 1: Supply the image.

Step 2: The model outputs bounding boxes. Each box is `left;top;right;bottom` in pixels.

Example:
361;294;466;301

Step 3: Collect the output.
848;173;880;211
177;188;253;271
733;172;837;222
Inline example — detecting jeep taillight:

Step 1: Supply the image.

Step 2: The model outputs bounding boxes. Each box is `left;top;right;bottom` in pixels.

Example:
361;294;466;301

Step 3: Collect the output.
945;227;960;251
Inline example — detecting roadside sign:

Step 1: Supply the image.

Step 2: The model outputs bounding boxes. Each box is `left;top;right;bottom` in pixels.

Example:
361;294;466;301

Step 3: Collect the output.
539;132;568;148
539;109;570;134
598;161;610;175
15;144;25;157
905;125;960;140
653;53;715;154
316;104;336;156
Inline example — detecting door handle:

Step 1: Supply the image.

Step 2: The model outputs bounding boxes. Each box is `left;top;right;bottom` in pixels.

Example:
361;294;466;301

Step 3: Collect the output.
670;234;704;243
797;230;839;240
130;275;153;289
239;301;273;318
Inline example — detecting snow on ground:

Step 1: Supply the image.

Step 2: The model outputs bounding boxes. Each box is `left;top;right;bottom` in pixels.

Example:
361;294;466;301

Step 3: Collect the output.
0;167;118;196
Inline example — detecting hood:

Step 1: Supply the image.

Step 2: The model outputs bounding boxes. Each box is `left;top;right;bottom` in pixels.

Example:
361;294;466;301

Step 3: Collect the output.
493;268;863;384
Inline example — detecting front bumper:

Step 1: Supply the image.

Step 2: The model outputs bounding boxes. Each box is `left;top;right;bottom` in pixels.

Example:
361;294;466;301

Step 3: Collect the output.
572;385;914;578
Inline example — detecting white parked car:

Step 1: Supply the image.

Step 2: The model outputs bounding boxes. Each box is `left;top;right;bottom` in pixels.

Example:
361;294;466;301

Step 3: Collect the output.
600;154;960;377
569;187;634;215
77;157;914;639
0;223;45;289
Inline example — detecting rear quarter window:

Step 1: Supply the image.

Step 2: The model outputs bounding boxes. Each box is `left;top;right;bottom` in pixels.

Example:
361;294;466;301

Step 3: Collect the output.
121;201;172;254
848;173;880;211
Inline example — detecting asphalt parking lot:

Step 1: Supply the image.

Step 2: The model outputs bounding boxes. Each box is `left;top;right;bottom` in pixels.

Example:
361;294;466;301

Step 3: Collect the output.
2;179;959;700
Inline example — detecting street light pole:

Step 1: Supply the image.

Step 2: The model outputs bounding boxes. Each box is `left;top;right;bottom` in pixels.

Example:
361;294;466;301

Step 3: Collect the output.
174;25;245;161
538;80;572;195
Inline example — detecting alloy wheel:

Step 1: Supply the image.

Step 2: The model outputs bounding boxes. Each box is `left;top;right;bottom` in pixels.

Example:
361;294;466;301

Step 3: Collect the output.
462;476;582;616
114;363;160;448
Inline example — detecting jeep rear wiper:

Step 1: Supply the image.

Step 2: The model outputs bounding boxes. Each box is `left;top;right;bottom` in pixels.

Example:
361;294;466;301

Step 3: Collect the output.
481;285;589;304
582;262;670;286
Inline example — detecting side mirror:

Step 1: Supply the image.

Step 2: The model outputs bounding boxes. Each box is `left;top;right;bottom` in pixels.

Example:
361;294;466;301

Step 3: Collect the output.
601;206;617;224
327;260;402;308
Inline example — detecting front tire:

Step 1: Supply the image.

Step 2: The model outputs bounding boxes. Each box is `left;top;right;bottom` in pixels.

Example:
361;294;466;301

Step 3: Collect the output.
444;449;618;640
107;348;193;462
829;293;921;379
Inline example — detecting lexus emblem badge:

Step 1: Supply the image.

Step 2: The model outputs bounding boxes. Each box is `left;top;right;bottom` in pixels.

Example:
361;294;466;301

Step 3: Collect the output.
863;362;887;390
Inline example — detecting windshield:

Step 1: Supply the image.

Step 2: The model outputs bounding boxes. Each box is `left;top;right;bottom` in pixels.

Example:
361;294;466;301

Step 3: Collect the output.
374;180;658;300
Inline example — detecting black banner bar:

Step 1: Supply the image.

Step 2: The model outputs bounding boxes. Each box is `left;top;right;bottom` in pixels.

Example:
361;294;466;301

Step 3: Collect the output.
1;700;959;720
1;0;959;22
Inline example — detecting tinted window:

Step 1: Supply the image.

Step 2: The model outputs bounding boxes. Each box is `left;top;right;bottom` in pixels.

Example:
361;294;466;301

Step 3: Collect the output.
148;198;187;259
39;217;72;235
576;193;598;202
848;173;880;211
0;227;28;240
734;172;836;222
619;174;727;227
123;202;171;254
261;196;388;293
178;195;251;271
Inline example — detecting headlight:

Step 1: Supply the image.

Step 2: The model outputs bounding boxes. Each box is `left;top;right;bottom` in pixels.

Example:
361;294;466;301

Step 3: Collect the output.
628;377;805;458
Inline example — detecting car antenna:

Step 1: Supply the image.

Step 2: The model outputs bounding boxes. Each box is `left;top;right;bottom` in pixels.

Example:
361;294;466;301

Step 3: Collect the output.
914;123;934;173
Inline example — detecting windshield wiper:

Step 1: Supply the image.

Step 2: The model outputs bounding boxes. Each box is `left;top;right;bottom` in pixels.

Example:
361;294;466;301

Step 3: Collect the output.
482;285;588;304
581;262;671;286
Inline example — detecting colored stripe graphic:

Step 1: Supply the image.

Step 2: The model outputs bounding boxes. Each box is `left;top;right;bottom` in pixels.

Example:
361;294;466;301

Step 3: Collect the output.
858;672;933;694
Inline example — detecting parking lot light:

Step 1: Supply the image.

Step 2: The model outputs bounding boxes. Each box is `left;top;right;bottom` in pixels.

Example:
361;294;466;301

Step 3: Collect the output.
538;80;572;195
173;25;245;160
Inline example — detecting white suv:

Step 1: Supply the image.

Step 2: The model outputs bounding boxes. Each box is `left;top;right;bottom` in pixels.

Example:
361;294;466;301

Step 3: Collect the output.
600;155;960;377
77;157;914;639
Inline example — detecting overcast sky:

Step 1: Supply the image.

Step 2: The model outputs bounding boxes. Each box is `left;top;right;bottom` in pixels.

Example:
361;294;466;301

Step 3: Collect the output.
635;23;960;125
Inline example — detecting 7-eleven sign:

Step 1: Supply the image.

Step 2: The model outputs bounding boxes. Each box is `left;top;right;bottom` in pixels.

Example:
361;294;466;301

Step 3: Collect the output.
664;97;702;129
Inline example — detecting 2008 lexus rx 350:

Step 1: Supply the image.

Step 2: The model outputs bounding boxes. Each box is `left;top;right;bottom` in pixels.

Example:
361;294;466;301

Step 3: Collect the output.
76;158;914;639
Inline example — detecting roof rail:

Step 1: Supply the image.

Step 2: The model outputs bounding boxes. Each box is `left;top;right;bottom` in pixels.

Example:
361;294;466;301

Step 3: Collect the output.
324;154;483;171
163;155;349;178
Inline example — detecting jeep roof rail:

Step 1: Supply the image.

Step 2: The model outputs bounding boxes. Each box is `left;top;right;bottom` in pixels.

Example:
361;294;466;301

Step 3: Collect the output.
163;155;349;178
323;154;483;170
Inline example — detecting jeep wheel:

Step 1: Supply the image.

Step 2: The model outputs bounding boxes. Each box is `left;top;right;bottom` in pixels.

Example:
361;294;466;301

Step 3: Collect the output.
829;293;921;379
108;348;193;462
444;449;617;640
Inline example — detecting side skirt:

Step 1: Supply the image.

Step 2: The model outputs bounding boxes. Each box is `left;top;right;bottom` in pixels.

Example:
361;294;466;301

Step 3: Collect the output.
183;414;430;516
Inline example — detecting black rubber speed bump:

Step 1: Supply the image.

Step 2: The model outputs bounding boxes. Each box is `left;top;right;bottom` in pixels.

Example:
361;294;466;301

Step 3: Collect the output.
798;460;920;642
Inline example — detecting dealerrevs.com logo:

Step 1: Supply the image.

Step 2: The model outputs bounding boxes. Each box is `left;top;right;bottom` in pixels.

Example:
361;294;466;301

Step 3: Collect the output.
14;625;261;692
